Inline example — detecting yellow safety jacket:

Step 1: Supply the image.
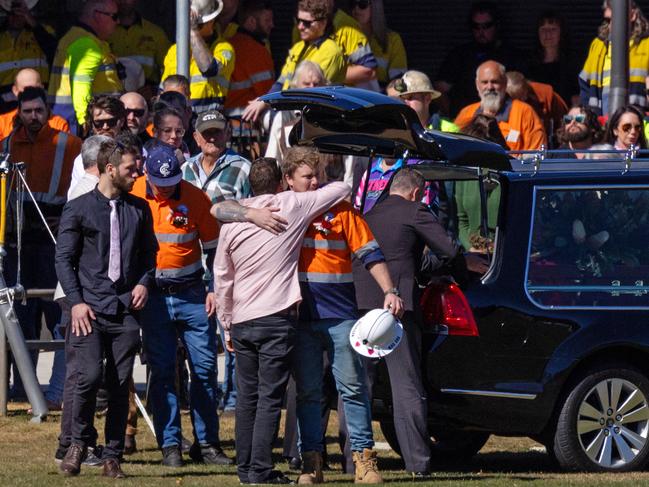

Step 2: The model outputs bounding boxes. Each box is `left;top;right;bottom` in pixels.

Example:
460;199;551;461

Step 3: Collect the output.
370;30;407;86
277;36;346;89
579;35;649;115
162;37;235;113
0;29;49;91
109;17;171;85
48;25;123;130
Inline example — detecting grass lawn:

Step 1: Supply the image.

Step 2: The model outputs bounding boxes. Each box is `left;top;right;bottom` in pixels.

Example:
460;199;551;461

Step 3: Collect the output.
2;403;649;486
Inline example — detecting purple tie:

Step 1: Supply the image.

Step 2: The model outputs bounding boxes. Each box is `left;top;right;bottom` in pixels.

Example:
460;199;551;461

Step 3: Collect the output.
108;200;121;282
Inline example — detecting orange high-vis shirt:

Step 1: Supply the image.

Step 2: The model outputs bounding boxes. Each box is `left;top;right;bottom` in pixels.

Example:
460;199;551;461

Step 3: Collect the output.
131;177;219;281
0;109;70;140
3;125;81;205
455;97;547;152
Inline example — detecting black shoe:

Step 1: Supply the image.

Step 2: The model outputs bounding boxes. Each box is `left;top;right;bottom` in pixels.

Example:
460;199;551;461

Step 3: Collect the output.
251;470;293;484
412;471;432;481
287;456;301;470
189;443;234;465
162;445;184;467
181;436;192;453
54;445;67;465
83;446;104;467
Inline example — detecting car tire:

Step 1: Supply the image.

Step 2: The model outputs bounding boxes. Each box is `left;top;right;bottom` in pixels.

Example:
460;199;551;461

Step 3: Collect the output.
553;365;649;472
379;420;489;461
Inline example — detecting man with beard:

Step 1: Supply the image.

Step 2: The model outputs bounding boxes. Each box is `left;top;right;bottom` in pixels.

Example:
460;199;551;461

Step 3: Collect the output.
120;92;151;145
1;87;82;402
454;60;547;152
70;95;127;192
55;138;157;478
552;106;603;159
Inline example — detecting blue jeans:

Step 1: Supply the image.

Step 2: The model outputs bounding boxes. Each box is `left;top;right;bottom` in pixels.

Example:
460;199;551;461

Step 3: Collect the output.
141;283;220;449
219;324;237;410
293;318;374;453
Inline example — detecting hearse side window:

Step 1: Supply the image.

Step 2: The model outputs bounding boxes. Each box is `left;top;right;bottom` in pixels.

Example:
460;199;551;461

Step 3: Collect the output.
526;187;649;309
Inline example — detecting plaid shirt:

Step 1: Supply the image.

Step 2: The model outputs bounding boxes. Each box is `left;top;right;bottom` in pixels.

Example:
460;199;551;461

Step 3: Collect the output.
182;148;252;203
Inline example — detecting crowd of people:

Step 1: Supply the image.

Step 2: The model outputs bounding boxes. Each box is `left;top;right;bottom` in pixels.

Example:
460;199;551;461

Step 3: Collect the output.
3;0;649;483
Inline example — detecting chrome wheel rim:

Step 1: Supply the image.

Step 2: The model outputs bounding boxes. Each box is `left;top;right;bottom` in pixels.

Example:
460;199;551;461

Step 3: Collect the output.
577;378;649;468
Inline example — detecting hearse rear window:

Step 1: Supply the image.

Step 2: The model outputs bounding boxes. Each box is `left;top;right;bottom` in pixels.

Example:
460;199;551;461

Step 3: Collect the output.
526;186;649;309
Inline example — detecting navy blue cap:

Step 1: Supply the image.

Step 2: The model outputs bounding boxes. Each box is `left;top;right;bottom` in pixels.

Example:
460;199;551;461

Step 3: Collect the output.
145;143;182;187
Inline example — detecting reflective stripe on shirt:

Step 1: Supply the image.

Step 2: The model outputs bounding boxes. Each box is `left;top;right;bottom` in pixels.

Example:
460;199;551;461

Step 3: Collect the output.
298;271;354;283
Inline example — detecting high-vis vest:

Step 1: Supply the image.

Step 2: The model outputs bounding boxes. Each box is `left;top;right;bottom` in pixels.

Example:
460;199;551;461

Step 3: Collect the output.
224;30;274;115
162;38;235;114
109;18;171;85
3;125;81;205
0;29;49;91
48;26;123;130
277;37;346;89
370;31;407;85
291;9;376;70
131;177;219;282
0;109;69;140
455;97;547;152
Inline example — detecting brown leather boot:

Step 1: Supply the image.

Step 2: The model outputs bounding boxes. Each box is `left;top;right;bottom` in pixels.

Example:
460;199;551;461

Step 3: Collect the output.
352;449;382;484
123;434;137;455
59;444;85;476
297;451;324;484
103;458;127;478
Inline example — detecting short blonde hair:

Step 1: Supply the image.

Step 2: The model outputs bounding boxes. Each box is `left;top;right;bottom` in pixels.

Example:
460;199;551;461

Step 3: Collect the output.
281;146;320;178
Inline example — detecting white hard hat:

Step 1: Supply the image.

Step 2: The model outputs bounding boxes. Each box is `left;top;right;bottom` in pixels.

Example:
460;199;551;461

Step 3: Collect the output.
118;57;145;92
349;308;403;358
0;0;39;11
191;0;223;24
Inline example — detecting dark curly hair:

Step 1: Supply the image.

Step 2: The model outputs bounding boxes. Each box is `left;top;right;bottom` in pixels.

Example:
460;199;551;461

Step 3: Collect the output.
556;105;603;146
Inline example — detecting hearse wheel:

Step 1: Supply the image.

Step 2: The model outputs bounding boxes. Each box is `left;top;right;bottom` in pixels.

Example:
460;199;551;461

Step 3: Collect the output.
554;365;649;471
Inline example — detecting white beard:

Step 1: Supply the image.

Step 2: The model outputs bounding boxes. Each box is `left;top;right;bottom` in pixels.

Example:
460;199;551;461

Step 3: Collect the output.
480;91;505;115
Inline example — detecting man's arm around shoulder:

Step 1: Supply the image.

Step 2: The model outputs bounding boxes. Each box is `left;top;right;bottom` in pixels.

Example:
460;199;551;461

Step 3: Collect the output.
296;181;351;219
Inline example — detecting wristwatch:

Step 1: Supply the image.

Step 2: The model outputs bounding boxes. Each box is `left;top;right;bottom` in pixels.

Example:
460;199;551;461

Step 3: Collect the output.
384;287;400;297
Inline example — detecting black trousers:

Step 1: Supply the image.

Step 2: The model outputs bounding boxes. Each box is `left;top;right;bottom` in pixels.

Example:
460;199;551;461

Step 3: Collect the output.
58;298;98;450
232;314;296;484
339;311;431;473
69;309;140;459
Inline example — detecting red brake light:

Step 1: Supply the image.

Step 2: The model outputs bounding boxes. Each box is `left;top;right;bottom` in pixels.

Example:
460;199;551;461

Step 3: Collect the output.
420;283;479;336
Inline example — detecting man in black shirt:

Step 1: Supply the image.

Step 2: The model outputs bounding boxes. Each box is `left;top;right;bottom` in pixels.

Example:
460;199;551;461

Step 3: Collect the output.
55;139;158;478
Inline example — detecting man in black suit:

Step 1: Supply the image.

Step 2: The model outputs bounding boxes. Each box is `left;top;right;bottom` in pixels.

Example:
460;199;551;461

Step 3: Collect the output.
351;167;461;477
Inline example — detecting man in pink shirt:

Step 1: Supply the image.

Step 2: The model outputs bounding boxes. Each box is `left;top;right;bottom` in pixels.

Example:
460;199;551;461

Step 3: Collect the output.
213;155;350;485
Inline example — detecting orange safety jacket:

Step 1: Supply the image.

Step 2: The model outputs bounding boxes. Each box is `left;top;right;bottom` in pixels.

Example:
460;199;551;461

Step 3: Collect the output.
0;109;69;140
455;97;547;152
224;30;274;116
131;177;219;284
298;201;384;320
2;124;81;205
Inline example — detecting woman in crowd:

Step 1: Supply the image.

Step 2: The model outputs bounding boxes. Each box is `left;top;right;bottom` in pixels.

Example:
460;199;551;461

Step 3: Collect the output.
527;11;578;106
350;0;407;89
605;105;647;150
144;107;190;161
265;61;327;164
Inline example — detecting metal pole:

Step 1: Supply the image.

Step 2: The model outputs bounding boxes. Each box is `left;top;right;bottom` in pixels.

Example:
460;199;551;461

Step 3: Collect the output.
610;0;630;114
0;274;48;421
0;277;7;416
176;0;190;78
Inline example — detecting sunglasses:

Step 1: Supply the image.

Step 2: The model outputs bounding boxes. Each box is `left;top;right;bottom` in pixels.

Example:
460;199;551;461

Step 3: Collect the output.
471;20;495;31
563;114;586;124
353;0;370;9
621;123;642;133
126;108;146;118
92;117;120;129
296;17;324;29
96;10;119;22
160;127;186;137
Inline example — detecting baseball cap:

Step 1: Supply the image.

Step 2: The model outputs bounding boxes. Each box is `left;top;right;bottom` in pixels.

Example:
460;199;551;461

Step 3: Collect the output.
145;143;182;187
394;70;441;99
194;110;227;133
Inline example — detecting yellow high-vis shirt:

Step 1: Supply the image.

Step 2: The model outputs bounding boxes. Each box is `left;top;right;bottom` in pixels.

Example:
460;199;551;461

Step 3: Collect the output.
277;37;346;89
